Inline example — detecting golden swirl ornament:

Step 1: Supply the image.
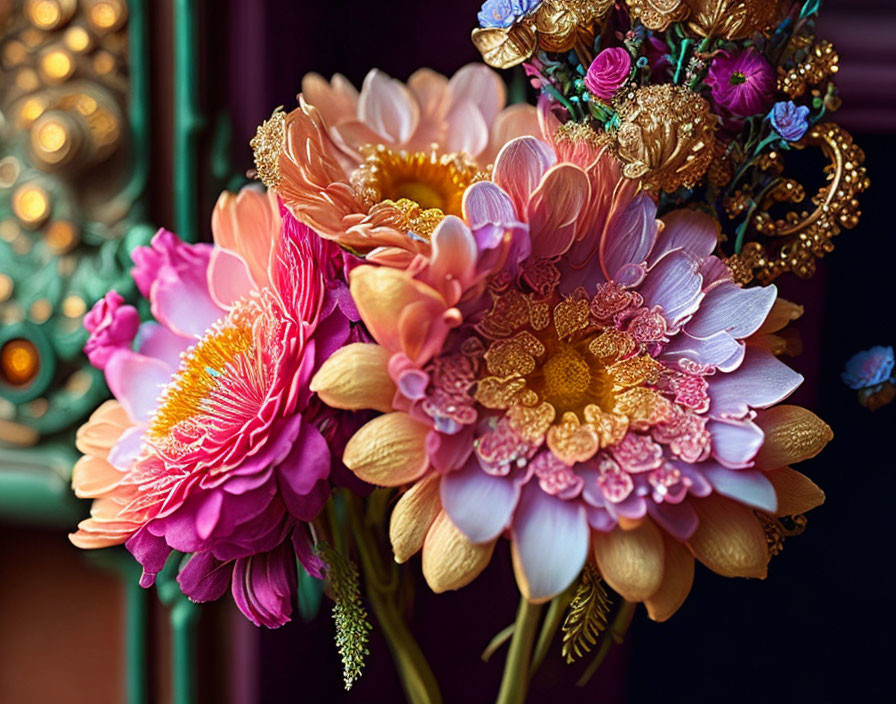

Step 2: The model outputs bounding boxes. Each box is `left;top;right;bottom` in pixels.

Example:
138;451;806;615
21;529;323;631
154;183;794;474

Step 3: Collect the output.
623;0;689;32
472;0;613;69
778;40;840;99
726;123;870;284
613;84;717;193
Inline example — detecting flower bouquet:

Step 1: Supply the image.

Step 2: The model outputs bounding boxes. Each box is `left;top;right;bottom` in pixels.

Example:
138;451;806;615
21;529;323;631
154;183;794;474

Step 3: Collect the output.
70;0;867;701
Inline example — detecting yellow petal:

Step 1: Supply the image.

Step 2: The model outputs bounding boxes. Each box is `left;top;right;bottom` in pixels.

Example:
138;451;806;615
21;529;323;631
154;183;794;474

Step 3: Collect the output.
765;467;825;516
645;534;694;622
593;519;664;602
343;412;430;486
754;405;833;469
753;297;804;336
422;510;495;592
688;495;769;579
310;343;396;413
349;265;446;354
390;474;441;563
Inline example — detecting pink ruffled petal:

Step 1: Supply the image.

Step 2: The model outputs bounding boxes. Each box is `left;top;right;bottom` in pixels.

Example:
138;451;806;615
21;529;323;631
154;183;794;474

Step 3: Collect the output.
177;552;232;602
686;282;777;340
527;164;590;259
701;465;777;513
441;458;521;543
195;490;224;541
208;247;255;309
443;100;489;158
709;347;803;419
151;266;224;339
429;216;477;299
446;63;505;129
358;69;420;145
104;351;171;424
709;418;764;469
462;181;518;227
276;422;331;508
510;482;589;601
601;193;658;280
639;250;704;327
652;208;719;264
493;136;556;216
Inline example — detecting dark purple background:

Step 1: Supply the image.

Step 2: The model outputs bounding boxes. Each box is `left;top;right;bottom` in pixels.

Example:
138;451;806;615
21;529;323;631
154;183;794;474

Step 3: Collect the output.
189;2;896;701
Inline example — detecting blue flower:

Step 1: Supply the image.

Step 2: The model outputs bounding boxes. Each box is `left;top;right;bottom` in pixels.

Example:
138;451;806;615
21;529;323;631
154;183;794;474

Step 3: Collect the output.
842;345;895;390
477;0;541;29
768;100;811;141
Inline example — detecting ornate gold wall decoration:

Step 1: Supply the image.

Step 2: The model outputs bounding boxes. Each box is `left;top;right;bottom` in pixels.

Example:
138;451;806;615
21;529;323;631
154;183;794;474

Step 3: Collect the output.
0;0;147;447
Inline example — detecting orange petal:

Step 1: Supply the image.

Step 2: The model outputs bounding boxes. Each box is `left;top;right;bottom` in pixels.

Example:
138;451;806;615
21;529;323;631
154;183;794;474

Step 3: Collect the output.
75;400;130;459
688;495;769;579
765;467;825;516
593;519;665;602
753;297;804;336
210;187;280;289
343;412;430;486
422;510;495;593
71;456;123;499
389;474;441;563
754;405;833;469
310;343;396;413
349;265;447;355
644;534;694;622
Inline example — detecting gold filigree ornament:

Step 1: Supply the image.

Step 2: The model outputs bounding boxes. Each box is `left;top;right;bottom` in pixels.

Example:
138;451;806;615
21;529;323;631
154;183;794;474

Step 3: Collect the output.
624;0;787;38
777;40;840;100
613;84;717;193
726;122;870;284
472;0;614;70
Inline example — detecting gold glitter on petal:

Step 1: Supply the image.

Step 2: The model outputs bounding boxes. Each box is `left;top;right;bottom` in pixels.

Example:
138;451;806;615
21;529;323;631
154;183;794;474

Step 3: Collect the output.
484;331;546;377
613;387;675;430
588;329;637;364
553;296;592;340
583;405;629;447
250;107;285;189
623;0;690;32
508;401;557;445
546;411;600;465
607;355;664;388
475;376;529;410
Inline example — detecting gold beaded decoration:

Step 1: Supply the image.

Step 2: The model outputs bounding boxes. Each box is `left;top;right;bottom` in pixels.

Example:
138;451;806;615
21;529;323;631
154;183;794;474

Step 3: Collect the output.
726;123;870;284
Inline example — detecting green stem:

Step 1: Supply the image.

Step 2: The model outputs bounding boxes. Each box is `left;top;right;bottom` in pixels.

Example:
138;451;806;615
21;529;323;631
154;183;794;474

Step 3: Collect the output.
674;38;692;84
173;0;202;242
529;587;573;677
347;495;442;704
495;598;544;704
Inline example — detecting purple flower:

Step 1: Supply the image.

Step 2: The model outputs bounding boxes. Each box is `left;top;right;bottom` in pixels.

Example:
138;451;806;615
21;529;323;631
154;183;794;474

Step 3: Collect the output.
769;100;811;141
585;47;632;102
83;290;140;370
842;346;895;390
706;48;775;116
477;0;540;29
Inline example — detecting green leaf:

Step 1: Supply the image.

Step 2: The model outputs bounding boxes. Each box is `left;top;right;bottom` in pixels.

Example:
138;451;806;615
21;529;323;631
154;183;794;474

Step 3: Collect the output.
799;0;822;18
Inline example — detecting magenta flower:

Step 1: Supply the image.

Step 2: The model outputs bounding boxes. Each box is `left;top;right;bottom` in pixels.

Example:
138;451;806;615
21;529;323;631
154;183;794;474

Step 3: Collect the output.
83;290;140;370
706;48;775;116
71;188;358;627
585;48;632;102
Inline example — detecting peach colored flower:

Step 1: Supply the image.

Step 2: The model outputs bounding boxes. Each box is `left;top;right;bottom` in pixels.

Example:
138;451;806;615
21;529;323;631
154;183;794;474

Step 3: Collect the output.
255;64;540;265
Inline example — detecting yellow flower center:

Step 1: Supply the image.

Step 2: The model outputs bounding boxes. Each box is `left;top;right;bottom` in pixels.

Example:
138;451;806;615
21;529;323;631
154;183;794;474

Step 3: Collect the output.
473;289;672;465
148;294;283;463
352;145;487;240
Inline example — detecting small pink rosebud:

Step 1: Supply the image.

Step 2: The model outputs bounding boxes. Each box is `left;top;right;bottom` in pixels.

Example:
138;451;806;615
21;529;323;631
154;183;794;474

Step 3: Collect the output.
585;47;632;102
